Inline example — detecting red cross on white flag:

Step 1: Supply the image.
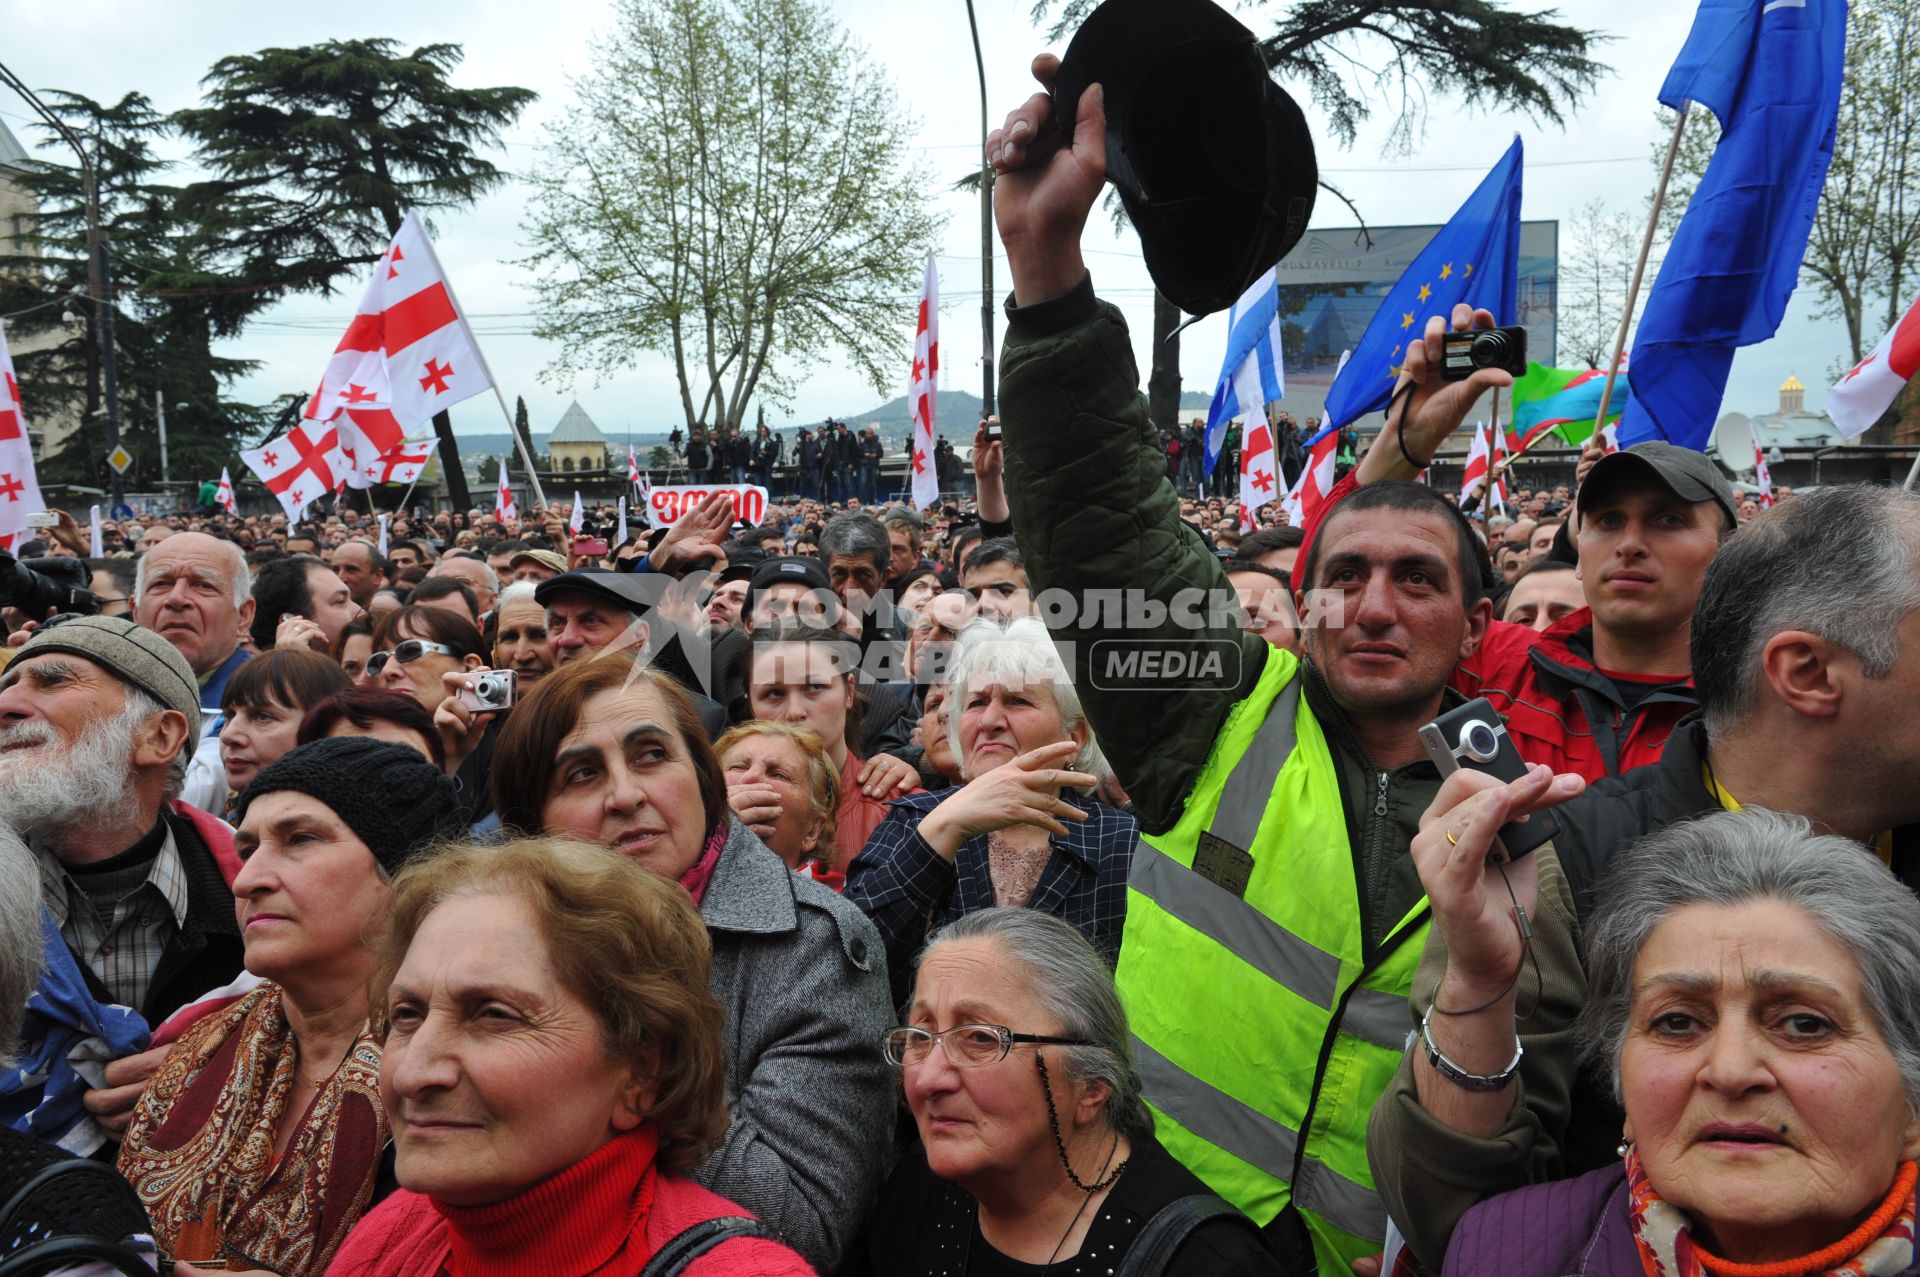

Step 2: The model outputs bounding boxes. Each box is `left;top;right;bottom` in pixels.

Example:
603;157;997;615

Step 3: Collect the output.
908;252;939;511
1830;292;1920;440
1748;419;1775;508
496;461;518;525
569;490;585;536
241;419;343;522
627;446;641;487
1239;421;1278;531
215;467;237;514
0;321;49;544
302;210;495;484
1279;428;1339;529
361;439;434;486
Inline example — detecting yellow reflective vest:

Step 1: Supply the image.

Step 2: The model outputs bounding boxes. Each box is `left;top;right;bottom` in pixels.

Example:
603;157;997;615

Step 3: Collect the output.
1115;647;1430;1272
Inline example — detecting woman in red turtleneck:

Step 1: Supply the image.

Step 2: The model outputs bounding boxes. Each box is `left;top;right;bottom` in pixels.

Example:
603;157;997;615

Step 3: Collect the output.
325;840;812;1277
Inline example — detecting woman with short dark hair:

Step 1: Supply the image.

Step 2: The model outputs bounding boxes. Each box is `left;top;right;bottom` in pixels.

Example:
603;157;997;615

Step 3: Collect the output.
214;649;351;820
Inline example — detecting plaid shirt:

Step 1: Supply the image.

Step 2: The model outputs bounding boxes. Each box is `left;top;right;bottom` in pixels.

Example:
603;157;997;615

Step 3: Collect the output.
35;826;190;1014
845;787;1138;1004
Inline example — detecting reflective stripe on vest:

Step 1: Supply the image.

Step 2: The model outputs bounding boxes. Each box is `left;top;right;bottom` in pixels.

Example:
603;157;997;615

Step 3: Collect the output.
1116;649;1426;1271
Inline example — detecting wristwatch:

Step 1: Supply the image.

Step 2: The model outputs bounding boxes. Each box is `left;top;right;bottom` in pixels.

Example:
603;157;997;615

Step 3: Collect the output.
1418;1004;1523;1093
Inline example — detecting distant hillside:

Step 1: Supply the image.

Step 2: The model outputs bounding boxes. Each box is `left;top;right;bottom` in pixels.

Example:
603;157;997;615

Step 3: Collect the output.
449;386;1220;460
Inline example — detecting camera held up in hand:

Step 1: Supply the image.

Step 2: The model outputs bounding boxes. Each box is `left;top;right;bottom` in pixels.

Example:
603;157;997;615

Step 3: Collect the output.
1439;326;1528;382
0;553;100;619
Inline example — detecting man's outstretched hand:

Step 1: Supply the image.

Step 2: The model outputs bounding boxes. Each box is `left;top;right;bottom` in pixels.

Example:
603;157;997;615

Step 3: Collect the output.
989;54;1106;308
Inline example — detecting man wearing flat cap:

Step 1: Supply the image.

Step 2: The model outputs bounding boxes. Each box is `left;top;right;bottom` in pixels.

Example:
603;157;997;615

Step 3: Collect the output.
0;616;246;1135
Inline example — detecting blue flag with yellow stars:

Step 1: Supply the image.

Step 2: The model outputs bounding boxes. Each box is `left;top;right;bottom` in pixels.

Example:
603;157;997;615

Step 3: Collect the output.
1319;138;1524;434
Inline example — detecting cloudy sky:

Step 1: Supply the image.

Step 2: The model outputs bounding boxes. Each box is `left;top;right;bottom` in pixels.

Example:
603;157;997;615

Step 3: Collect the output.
2;0;1847;444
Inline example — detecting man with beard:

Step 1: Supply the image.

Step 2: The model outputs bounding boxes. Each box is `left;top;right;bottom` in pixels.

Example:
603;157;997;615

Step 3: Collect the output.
0;616;243;1138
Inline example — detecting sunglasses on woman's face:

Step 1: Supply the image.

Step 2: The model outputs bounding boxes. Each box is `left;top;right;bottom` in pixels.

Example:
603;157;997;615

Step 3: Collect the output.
365;639;456;676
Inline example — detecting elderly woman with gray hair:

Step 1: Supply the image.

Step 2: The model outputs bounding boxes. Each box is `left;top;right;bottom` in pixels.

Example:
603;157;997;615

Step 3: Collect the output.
1441;809;1920;1277
846;618;1139;1001
859;908;1282;1275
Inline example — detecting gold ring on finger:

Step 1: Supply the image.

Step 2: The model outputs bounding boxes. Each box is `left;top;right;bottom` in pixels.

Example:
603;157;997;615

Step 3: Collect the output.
1444;826;1460;847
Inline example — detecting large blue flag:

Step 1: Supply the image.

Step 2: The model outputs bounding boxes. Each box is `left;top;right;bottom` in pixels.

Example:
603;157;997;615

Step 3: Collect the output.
1202;267;1286;475
1318;138;1524;435
1621;0;1847;450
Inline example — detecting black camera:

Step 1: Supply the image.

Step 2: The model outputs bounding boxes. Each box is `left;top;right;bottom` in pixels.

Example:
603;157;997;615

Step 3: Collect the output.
0;553;100;618
1439;326;1528;382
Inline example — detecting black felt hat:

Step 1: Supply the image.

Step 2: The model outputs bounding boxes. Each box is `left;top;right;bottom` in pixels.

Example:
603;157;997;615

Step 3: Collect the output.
1051;0;1318;317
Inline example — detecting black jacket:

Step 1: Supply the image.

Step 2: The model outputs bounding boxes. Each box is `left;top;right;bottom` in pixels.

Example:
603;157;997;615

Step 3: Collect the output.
834;431;862;467
686;437;714;472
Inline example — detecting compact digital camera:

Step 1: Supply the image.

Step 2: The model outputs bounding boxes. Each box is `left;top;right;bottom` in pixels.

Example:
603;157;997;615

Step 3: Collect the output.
1416;697;1557;862
456;668;517;713
1439;326;1528;382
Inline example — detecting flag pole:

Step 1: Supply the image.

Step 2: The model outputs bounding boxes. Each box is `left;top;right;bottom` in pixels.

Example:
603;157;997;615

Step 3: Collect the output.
406;212;550;511
1592;107;1690;437
1902;448;1920;492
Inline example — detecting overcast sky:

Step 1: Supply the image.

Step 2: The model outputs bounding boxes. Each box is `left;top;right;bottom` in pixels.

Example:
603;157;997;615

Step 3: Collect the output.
2;0;1848;443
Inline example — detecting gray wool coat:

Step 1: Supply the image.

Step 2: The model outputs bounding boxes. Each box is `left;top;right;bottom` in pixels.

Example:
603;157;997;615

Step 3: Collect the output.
690;817;896;1274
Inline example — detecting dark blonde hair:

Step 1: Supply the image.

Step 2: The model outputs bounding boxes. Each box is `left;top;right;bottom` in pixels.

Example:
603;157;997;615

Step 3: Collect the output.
713;720;840;864
372;837;729;1173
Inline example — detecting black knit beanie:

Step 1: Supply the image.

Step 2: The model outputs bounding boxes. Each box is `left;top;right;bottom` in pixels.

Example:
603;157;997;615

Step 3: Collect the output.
235;736;463;875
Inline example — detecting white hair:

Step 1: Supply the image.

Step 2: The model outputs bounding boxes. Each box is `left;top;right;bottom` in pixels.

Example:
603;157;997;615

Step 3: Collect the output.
134;536;251;608
0;690;157;836
496;580;540;610
946;617;1106;780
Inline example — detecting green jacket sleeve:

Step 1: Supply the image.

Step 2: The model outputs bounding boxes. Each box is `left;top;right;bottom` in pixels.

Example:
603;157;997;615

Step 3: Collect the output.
999;275;1267;834
1364;844;1609;1269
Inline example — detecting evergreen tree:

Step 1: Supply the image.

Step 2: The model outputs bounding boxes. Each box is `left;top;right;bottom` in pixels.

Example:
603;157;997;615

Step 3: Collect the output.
174;39;536;507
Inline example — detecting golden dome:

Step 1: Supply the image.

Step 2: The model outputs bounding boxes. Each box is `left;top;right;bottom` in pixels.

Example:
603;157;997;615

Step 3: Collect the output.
1780;373;1805;393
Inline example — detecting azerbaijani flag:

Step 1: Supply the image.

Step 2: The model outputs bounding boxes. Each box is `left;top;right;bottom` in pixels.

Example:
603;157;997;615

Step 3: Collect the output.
1508;362;1635;449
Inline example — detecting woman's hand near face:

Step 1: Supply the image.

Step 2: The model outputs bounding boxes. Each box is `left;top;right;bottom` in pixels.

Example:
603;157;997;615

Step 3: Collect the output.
857;752;919;798
916;740;1096;861
433;671;493;776
727;782;785;840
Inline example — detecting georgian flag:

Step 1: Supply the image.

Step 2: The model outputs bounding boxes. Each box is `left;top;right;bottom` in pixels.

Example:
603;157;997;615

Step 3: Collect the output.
1748;419;1775;508
301;210;494;485
215;467;237;514
1459;423;1494;505
1280;427;1339;529
1238;420;1279;531
241;419;343;522
569;490;584;536
908;251;940;511
627;445;642;487
358;439;433;486
0;321;49;545
496;461;518;525
1830;292;1920;439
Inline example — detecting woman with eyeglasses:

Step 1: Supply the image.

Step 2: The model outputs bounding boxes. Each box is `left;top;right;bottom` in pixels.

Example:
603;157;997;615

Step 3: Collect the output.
862;909;1281;1276
369;605;486;706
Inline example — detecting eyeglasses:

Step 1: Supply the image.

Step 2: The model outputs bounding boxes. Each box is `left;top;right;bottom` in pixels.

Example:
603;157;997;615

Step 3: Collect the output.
365;639;456;675
881;1023;1092;1069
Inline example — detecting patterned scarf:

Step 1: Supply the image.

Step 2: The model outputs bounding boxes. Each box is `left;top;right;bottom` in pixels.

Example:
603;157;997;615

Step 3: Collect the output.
117;982;388;1277
1626;1147;1919;1277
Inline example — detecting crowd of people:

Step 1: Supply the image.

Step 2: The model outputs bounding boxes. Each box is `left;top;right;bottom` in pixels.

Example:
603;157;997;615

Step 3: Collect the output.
0;47;1913;1277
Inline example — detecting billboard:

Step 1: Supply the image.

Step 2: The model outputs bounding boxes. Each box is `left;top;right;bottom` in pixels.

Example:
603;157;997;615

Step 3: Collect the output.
1269;220;1559;388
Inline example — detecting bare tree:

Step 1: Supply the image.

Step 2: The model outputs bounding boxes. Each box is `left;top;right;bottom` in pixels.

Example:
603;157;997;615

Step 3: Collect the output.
521;0;943;433
1558;200;1637;370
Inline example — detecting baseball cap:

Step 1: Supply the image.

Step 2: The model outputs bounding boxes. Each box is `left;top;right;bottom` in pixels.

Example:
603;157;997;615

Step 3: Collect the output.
1577;442;1739;529
508;549;568;576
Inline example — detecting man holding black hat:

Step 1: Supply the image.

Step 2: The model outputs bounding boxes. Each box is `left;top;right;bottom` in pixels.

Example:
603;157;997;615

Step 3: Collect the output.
985;19;1510;1269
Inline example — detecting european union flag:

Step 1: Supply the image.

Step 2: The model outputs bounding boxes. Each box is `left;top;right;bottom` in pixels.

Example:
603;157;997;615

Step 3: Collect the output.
1318;138;1524;435
1621;0;1847;451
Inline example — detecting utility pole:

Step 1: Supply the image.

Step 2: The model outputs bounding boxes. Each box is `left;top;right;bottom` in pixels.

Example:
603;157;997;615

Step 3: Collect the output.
964;0;995;417
0;62;124;507
156;388;169;485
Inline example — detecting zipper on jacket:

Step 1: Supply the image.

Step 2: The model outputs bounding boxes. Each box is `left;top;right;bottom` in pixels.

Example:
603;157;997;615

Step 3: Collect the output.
1373;771;1389;816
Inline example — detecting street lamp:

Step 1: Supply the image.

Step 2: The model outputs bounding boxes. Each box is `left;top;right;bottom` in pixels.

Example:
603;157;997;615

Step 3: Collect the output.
964;0;995;418
0;60;125;507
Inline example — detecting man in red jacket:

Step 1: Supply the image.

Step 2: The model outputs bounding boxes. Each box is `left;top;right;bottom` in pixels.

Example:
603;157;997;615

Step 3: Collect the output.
1303;438;1735;780
1455;443;1735;778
